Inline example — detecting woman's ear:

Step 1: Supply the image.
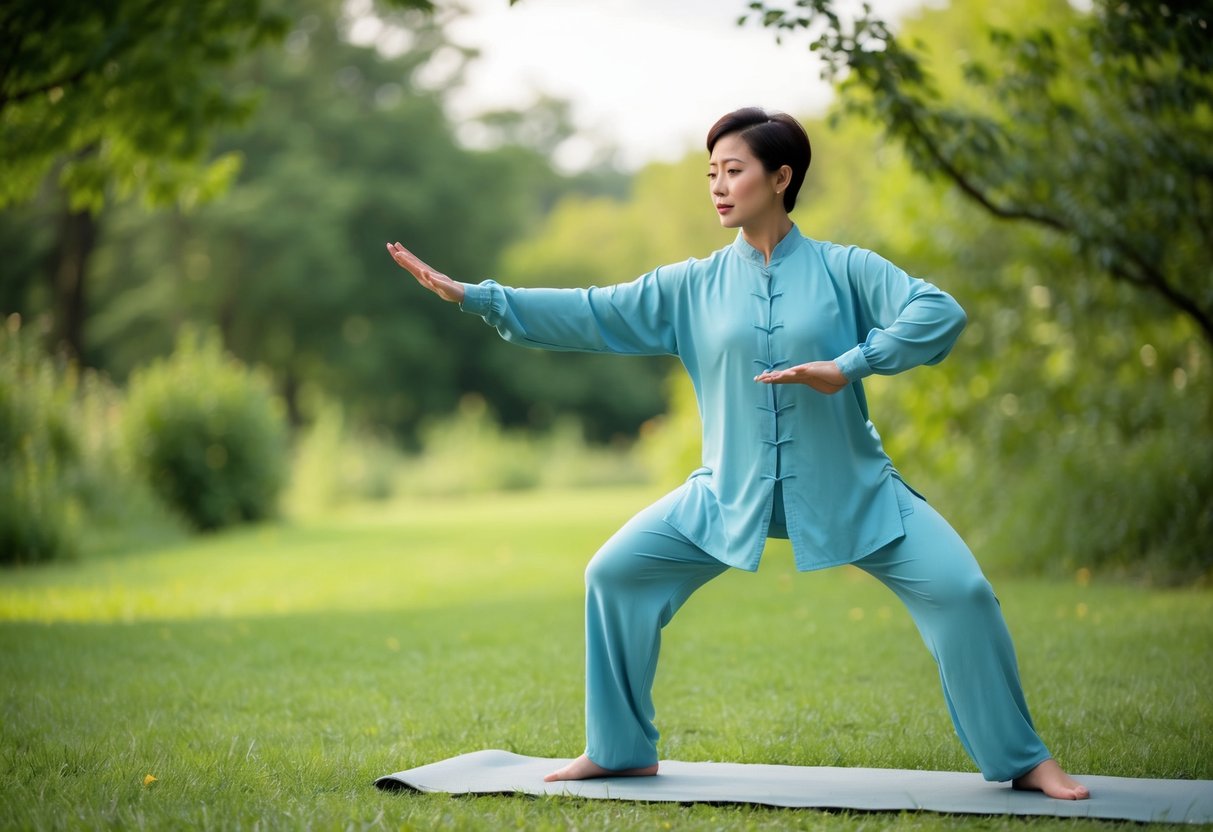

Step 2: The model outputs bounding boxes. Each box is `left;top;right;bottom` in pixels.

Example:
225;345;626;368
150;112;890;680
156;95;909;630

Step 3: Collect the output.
777;165;793;191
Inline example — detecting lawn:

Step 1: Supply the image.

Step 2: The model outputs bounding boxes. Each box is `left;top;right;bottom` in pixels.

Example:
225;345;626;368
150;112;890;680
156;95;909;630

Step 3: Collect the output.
1;485;1210;831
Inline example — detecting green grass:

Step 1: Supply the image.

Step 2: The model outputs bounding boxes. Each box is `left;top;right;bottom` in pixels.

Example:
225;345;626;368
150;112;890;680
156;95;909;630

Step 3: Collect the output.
1;485;1211;830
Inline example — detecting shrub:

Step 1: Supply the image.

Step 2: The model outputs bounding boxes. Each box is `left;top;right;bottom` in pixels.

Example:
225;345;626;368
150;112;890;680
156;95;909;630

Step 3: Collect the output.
0;317;81;564
72;367;189;556
634;370;702;486
124;329;288;531
397;394;648;497
403;394;543;495
285;399;401;515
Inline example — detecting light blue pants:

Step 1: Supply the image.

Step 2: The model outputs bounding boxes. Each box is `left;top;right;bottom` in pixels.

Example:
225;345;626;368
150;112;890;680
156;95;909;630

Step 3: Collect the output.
582;480;1052;782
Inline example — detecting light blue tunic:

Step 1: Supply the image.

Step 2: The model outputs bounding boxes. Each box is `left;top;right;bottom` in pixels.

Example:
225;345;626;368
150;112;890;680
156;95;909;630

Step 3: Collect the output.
458;225;967;572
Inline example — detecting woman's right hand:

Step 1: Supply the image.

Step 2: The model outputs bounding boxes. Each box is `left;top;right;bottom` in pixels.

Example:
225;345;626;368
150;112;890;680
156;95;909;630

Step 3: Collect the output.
386;242;465;304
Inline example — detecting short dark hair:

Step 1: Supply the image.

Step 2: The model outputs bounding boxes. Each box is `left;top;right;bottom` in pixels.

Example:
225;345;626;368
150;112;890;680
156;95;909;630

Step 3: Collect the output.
706;108;812;213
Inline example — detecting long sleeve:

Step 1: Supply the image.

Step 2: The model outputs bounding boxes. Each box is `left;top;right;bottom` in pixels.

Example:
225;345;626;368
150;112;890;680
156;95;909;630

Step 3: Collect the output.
458;267;680;357
833;247;967;382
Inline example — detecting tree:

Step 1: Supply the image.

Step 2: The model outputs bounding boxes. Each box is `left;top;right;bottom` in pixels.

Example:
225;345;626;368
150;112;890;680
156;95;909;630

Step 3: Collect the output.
741;0;1213;343
67;0;633;442
0;0;431;362
1;0;285;361
0;1;290;212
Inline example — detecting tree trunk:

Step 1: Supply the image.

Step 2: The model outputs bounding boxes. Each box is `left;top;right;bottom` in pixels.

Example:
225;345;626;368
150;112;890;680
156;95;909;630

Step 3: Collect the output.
281;369;303;427
50;206;97;364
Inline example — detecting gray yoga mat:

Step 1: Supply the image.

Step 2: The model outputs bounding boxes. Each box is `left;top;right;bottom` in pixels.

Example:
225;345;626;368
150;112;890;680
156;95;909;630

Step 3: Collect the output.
375;750;1213;824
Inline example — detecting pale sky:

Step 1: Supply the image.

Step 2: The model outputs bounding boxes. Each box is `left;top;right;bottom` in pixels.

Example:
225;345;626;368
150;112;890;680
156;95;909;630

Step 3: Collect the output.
438;0;931;170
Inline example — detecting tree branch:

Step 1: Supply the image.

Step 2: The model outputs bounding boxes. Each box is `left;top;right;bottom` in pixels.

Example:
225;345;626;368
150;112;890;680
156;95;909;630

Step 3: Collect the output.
899;109;1069;234
0;15;140;114
0;27;26;104
0;63;95;111
897;101;1213;341
1112;253;1213;344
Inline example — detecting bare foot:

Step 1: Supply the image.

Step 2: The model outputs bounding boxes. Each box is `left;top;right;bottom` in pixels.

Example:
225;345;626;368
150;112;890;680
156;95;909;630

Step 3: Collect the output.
543;753;659;782
1012;759;1090;800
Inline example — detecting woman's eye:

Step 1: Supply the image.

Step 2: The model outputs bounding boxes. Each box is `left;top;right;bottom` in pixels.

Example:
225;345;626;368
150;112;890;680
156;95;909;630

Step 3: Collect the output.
728;169;741;175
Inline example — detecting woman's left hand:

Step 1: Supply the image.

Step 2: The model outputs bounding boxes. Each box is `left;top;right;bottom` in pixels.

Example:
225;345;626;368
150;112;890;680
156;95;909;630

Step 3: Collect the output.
755;361;848;395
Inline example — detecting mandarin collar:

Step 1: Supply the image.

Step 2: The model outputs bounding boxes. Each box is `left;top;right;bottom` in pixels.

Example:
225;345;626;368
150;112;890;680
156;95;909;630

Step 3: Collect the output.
731;224;804;267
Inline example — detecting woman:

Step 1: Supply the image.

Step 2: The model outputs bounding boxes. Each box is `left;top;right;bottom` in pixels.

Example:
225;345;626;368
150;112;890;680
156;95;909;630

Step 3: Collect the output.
386;107;1089;800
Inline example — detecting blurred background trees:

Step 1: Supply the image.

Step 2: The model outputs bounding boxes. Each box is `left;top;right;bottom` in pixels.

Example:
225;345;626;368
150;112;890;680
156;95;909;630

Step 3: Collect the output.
1;0;642;441
1;0;1208;581
0;0;293;364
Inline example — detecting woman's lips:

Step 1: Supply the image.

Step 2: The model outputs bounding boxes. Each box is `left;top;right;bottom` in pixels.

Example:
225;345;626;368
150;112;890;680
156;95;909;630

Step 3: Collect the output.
716;204;732;215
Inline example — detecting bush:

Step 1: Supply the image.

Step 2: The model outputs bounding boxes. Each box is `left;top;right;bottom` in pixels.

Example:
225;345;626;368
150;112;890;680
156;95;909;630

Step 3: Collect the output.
0;317;82;564
634;369;702;486
398;394;648;497
72;366;189;556
285;400;401;515
124;329;288;531
402;394;546;495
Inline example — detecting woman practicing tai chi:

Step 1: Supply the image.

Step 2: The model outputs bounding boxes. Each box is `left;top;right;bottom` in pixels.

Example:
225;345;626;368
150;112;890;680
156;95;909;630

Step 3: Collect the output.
387;107;1089;800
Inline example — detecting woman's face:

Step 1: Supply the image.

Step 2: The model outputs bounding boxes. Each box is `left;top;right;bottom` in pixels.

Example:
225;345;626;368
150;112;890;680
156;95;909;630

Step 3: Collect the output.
708;133;786;229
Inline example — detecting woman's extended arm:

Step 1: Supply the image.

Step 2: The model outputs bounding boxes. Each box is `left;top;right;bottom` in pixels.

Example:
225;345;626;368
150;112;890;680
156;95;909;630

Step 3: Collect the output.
386;241;679;357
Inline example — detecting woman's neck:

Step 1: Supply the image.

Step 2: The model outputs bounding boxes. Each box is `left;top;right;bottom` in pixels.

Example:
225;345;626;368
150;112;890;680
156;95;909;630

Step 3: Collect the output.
741;214;794;264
